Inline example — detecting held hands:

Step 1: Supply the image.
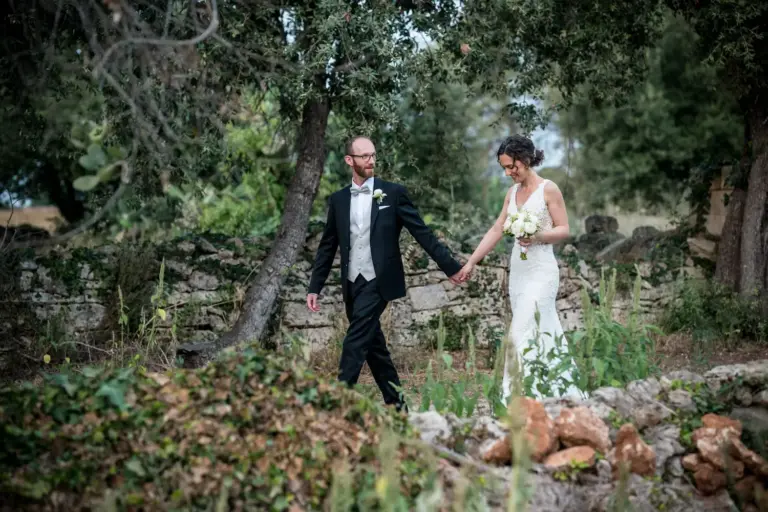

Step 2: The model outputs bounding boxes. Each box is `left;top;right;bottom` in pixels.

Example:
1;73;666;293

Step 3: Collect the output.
306;293;320;312
455;262;475;283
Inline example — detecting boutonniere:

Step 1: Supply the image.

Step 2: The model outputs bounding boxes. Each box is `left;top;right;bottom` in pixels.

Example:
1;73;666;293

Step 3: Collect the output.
373;189;387;204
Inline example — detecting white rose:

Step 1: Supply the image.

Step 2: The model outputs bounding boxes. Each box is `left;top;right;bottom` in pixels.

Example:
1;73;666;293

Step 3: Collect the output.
511;219;525;238
523;221;537;235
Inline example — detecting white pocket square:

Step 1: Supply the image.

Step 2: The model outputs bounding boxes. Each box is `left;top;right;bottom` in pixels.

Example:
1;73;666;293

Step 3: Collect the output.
379;205;391;210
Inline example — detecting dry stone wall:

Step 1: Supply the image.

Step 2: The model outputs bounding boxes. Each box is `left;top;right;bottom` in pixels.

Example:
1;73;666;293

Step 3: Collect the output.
3;235;686;352
409;359;768;511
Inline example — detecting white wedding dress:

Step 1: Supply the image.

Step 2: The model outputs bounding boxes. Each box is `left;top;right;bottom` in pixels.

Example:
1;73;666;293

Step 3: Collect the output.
501;180;582;402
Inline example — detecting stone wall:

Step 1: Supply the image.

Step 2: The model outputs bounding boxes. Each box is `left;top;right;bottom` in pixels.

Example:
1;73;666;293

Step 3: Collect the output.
410;359;768;511
3;235;683;352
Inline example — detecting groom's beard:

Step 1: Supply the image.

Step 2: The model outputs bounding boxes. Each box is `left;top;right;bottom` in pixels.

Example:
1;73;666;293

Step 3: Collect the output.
353;163;374;180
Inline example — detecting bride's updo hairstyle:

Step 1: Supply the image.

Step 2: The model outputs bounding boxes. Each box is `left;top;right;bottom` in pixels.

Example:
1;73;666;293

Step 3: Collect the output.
497;135;545;168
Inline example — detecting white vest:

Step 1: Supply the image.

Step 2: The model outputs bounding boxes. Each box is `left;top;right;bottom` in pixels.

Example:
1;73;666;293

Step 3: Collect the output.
348;207;376;282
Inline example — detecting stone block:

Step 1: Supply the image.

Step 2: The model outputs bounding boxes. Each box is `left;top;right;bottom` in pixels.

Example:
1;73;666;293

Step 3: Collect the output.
189;271;220;291
282;302;338;328
408;284;451;311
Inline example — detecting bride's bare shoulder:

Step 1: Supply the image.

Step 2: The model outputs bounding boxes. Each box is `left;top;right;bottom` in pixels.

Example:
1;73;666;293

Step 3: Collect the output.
543;179;563;195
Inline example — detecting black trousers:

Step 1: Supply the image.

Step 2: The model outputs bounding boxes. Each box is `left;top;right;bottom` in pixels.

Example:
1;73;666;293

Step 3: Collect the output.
339;275;403;406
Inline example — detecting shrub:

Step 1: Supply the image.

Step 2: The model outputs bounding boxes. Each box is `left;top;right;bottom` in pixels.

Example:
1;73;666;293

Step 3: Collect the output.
0;347;504;511
521;267;661;397
661;279;768;344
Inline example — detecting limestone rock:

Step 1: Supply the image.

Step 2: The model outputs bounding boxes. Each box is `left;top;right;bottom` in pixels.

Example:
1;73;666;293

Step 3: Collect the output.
541;396;581;422
693;462;728;495
733;476;757;504
585;215;619;234
518;398;558;462
729;407;768;447
665;456;685;478
626;377;662;403
632;401;674;429
704;359;768;390
682;453;704;472
694;427;740;470
591;387;638;418
407;284;451;311
730;437;768;478
555;406;612;454
482;436;512;465
543;446;596;471
409;411;451;445
611;424;656;478
189;271;220;291
644;424;685;477
282;302;337;328
196;238;218;253
581;398;616;422
483;398;557;464
701;413;742;436
666;389;697;413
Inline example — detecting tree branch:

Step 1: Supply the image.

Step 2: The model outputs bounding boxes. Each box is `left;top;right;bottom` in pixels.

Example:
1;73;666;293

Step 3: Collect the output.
0;195;19;251
6;160;134;250
93;0;220;75
333;54;372;73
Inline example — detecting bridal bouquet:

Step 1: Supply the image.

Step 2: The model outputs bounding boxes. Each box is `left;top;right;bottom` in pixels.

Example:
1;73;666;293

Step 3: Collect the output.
503;210;540;260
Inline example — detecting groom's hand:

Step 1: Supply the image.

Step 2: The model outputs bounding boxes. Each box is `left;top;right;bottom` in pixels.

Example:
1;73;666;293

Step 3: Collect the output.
306;293;320;312
449;272;463;285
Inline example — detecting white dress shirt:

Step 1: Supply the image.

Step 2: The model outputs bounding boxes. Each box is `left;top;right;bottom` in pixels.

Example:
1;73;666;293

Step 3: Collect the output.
348;177;376;282
350;177;374;228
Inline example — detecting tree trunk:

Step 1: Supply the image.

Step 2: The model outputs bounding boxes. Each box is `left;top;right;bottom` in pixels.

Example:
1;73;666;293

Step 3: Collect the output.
40;161;86;225
177;96;331;366
714;187;746;289
739;103;768;300
715;118;751;289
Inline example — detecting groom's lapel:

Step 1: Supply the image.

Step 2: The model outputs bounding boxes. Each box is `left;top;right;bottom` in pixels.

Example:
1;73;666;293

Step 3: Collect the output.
370;178;380;233
339;185;351;247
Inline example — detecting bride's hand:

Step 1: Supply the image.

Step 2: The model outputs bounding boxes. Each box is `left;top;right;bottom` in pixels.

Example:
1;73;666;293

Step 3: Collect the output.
518;236;535;247
458;262;475;282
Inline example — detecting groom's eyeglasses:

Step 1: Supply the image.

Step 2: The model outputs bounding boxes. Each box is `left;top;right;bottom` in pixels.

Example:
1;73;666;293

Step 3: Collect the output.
349;153;376;162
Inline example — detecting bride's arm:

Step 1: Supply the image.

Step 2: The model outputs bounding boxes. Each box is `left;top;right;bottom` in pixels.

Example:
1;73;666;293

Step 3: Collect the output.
535;181;570;244
466;187;513;265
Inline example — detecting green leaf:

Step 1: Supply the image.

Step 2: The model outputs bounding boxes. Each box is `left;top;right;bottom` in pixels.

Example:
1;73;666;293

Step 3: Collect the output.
156;308;167;321
16;479;51;499
97;163;116;181
81;366;102;379
96;381;126;410
441;353;453;369
73;174;101;192
79;144;107;171
51;374;78;397
125;458;146;478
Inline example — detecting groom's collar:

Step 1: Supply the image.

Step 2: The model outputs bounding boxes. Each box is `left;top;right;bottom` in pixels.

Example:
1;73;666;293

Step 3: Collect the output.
351;176;375;191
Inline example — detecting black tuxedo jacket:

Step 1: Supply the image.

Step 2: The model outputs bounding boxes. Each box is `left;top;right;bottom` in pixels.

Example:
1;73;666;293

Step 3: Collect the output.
308;178;462;304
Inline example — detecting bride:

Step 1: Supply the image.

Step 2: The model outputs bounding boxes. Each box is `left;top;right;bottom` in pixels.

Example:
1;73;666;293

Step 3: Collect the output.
458;135;582;401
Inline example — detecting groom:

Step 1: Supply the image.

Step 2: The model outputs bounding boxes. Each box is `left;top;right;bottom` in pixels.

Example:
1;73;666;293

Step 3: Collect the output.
306;136;463;410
